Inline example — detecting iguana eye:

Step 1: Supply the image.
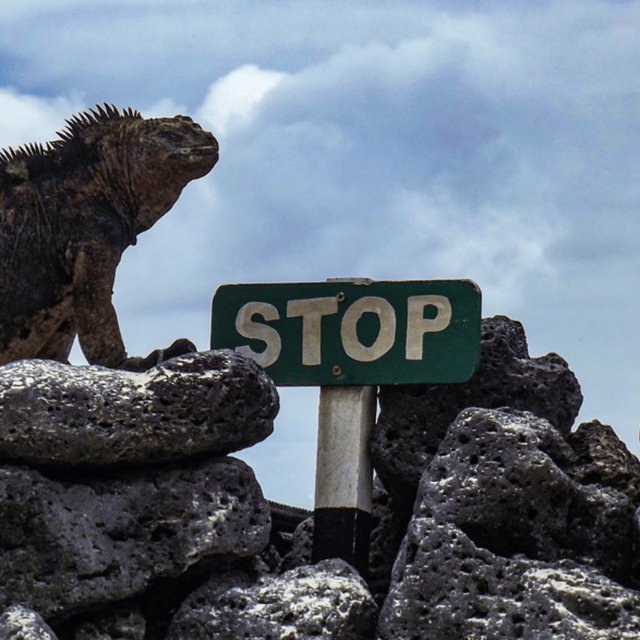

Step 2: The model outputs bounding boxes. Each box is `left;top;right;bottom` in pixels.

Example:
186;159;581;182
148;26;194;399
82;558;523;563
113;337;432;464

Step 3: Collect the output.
159;131;183;143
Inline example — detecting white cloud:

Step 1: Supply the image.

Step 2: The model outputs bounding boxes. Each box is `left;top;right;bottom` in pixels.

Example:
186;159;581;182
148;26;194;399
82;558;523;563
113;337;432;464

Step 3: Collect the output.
385;189;566;311
185;33;569;311
0;88;84;148
7;0;640;504
197;65;290;139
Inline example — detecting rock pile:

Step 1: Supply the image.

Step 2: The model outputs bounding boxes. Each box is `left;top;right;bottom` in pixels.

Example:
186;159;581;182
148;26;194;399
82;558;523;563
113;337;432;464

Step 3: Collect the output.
370;315;584;509
278;317;640;638
2;317;640;639
166;559;377;639
0;349;378;639
377;408;640;638
0;349;277;466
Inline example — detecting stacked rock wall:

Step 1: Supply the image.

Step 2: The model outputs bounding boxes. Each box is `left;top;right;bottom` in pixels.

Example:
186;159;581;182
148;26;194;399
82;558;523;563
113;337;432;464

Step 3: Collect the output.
370;317;640;638
0;349;379;639
370;315;584;509
2;318;640;639
277;317;640;638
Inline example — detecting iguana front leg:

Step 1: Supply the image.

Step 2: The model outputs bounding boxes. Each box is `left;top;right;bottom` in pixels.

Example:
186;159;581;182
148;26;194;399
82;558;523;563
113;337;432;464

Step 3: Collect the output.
35;317;77;363
118;337;197;372
71;242;197;371
71;242;128;368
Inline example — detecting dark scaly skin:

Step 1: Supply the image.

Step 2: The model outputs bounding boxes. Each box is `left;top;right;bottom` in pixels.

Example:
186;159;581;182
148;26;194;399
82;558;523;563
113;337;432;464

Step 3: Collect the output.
0;104;219;370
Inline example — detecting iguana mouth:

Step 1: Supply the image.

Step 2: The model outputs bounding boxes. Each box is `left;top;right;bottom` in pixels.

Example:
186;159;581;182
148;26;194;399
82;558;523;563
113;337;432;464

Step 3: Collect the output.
192;145;219;156
172;145;219;158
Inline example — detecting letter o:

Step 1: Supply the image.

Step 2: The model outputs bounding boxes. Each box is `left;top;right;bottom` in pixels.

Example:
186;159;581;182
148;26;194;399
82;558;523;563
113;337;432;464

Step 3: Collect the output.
341;296;396;362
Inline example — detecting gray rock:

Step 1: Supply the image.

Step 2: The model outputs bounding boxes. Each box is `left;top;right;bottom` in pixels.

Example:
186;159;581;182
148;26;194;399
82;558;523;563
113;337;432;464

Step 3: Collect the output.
429;408;635;581
371;315;583;507
0;349;278;467
377;408;640;638
61;604;146;640
378;517;640;639
0;605;58;640
279;484;409;608
0;456;270;622
248;502;313;575
279;516;314;573
567;419;640;506
367;483;410;608
167;559;378;640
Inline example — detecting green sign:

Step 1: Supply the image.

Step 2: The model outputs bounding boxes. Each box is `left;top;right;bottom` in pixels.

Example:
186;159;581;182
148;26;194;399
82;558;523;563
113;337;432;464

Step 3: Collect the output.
211;279;481;386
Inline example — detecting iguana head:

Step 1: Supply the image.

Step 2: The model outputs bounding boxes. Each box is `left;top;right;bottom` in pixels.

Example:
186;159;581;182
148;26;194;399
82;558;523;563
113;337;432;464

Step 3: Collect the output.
0;105;220;238
131;114;219;181
113;112;219;233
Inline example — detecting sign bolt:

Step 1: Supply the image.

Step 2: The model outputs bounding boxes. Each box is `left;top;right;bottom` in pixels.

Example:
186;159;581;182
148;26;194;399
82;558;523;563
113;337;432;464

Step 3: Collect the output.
332;364;343;377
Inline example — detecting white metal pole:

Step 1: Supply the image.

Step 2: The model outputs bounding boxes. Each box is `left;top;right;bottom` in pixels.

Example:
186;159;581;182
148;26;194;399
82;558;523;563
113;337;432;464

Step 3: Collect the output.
312;384;376;576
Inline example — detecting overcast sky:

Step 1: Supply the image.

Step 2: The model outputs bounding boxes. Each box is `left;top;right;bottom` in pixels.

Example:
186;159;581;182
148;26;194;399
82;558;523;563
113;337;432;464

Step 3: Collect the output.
1;0;640;507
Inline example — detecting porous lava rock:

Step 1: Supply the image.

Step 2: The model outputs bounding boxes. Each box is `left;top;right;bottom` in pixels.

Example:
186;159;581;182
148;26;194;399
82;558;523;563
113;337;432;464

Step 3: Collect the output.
278;516;314;574
166;559;377;640
0;604;59;639
58;604;147;640
567;419;640;506
0;456;270;622
378;521;640;639
371;315;583;507
278;483;409;608
0;349;278;467
377;407;640;638
367;483;411;608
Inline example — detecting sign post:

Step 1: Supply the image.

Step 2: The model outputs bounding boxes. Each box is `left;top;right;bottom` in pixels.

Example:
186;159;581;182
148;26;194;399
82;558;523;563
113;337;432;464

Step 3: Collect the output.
313;384;376;574
211;279;481;576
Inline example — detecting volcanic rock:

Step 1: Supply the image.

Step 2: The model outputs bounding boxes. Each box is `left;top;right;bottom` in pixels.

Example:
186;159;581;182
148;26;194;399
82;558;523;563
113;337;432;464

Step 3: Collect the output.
377;407;640;638
378;518;640;639
0;349;278;467
0;605;59;639
0;456;270;622
166;559;377;640
279;482;409;608
371;315;583;507
57;603;147;640
567;419;640;506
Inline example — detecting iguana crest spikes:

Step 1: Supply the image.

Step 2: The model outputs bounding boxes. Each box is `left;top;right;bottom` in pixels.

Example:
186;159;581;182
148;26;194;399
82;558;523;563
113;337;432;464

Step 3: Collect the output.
56;103;142;142
0;104;142;166
0;104;219;370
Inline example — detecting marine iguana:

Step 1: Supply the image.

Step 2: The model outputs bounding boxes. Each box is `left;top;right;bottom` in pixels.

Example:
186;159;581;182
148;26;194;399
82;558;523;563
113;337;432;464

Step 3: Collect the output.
0;104;219;370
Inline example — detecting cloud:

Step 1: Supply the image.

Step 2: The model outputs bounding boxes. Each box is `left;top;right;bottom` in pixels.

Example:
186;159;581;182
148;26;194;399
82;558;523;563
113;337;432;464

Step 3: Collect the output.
0;5;621;359
197;65;290;139
184;33;567;308
379;189;565;310
0;1;440;108
0;88;83;147
5;0;640;504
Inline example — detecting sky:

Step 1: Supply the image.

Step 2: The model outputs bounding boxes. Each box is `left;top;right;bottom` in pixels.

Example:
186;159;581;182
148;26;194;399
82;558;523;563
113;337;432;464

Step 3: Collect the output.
1;0;640;507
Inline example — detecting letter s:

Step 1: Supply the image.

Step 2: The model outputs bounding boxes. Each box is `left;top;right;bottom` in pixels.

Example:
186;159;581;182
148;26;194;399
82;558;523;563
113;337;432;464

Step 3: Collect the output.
235;302;282;367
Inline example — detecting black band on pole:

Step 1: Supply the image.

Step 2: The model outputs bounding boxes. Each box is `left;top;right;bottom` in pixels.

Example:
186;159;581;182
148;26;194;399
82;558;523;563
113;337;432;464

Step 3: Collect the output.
312;507;371;578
